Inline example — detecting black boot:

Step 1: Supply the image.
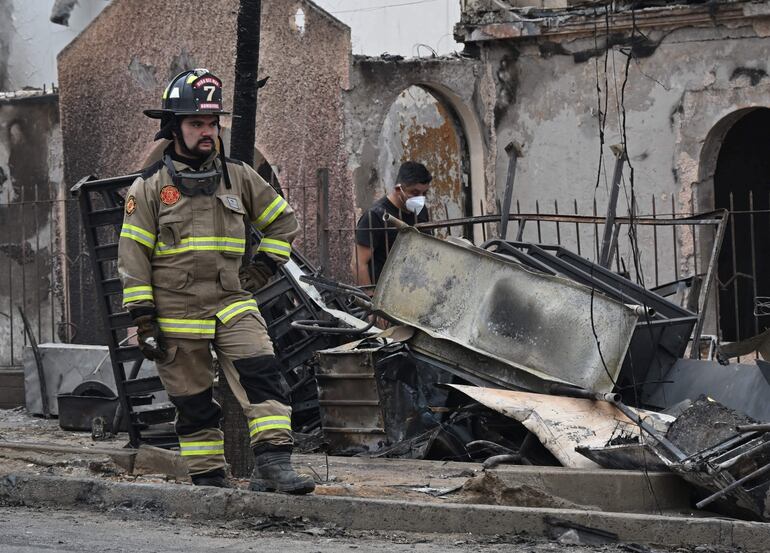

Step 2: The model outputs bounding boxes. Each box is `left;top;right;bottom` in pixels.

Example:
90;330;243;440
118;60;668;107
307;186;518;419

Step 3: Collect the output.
249;445;315;494
191;468;232;488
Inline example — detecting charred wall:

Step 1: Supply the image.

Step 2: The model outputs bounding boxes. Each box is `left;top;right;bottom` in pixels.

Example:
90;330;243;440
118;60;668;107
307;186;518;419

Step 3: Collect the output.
345;56;491;244
58;0;351;341
0;93;63;366
0;0;10;91
462;6;770;333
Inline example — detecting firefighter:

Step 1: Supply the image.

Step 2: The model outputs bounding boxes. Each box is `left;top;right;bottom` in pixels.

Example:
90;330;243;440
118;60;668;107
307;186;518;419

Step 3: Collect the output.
117;68;314;494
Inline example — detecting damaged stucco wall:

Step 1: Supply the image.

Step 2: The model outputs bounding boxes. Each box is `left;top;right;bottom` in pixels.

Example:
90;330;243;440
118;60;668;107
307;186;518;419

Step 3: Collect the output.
0;94;63;366
457;2;770;312
58;0;351;342
345;56;493;242
377;85;469;234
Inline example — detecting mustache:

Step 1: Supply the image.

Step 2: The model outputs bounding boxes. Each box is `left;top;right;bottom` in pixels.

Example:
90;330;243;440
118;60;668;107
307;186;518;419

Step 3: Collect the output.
197;138;215;145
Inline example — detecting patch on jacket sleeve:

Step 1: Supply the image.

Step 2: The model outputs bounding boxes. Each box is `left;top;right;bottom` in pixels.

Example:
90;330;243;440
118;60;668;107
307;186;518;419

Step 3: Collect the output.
125;195;137;215
160;185;181;206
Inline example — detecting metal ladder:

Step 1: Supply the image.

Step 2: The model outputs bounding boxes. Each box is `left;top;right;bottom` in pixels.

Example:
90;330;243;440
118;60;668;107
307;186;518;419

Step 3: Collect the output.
71;173;358;446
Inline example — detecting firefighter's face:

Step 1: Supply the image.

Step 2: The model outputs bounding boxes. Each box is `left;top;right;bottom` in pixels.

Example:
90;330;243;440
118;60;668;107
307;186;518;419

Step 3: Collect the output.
177;115;219;157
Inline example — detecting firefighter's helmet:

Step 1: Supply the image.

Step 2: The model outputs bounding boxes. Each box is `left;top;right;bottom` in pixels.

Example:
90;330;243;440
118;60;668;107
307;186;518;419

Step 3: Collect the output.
144;68;230;119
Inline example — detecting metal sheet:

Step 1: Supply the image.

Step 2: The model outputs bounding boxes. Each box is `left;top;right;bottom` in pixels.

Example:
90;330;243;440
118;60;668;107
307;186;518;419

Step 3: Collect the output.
447;384;674;469
576;443;672;472
375;230;639;392
315;347;387;455
643;359;770;422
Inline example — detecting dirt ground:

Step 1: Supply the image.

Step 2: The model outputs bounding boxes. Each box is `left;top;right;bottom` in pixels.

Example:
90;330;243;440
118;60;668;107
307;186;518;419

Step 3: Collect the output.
0;406;477;501
0;407;741;553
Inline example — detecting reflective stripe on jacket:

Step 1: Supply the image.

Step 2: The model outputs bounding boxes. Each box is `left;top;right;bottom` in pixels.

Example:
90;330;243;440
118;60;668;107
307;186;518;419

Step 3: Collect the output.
117;152;299;338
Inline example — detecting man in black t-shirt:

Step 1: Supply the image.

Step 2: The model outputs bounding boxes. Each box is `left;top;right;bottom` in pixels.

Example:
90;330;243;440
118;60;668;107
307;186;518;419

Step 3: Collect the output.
353;161;432;287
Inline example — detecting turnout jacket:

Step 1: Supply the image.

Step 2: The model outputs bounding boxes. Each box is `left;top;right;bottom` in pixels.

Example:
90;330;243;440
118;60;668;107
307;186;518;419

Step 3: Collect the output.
118;151;298;339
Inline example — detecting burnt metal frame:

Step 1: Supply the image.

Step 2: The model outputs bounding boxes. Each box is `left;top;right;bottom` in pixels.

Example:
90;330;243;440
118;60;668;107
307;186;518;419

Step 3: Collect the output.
71;174;174;448
481;238;698;402
415;209;728;359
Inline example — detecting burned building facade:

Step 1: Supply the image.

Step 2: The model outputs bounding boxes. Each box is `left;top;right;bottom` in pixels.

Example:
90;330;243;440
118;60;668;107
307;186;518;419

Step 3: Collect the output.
456;0;770;342
56;0;486;344
2;0;766;363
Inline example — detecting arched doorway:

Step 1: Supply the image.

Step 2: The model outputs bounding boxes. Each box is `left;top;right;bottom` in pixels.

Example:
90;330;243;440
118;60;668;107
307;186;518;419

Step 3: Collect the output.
714;108;770;342
377;85;472;238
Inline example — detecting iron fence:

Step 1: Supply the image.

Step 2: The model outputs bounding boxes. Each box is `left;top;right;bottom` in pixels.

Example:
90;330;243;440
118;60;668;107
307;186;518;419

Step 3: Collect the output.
0;195;73;368
340;192;767;358
1;188;767;368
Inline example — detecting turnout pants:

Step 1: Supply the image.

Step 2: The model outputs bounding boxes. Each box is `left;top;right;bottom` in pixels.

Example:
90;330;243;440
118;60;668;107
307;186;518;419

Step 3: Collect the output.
155;312;292;476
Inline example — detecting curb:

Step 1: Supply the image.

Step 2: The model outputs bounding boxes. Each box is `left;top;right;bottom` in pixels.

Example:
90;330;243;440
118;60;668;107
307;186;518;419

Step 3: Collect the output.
2;472;768;551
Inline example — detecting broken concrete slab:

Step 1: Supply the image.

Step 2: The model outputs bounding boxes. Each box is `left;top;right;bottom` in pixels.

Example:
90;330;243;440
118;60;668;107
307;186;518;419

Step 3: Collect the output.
133;444;188;479
464;465;692;513
2;471;770;551
0;441;187;478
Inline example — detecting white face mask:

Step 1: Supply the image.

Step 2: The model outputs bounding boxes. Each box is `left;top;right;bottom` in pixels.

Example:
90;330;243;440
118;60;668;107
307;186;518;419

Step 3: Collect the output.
405;195;426;215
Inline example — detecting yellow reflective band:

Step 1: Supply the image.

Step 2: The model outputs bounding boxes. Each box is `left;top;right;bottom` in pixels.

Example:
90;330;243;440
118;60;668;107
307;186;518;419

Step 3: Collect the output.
257;238;291;258
216;299;259;324
248;416;292;437
253;196;288;231
120;224;156;249
179;440;225;457
157;318;216;336
186;74;197;84
122;285;154;305
155;236;246;256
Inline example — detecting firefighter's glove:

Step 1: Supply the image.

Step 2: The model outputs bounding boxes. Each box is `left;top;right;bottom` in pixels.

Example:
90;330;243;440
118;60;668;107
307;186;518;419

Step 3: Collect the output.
239;255;276;293
134;315;166;361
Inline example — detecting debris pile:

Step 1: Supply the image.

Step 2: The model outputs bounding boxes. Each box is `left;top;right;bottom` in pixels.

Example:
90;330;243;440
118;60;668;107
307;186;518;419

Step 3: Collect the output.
62;171;770;523
309;227;770;522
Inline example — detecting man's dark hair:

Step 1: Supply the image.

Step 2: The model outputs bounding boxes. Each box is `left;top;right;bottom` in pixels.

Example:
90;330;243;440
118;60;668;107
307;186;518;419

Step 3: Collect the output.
396;161;432;187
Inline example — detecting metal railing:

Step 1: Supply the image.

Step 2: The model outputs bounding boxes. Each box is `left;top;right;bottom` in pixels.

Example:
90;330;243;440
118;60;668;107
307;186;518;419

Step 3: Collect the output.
1;187;767;368
0;195;72;368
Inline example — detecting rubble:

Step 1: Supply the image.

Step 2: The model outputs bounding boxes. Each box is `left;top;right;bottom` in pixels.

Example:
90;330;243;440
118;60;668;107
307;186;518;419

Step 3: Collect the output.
306;220;770;525
65;168;770;529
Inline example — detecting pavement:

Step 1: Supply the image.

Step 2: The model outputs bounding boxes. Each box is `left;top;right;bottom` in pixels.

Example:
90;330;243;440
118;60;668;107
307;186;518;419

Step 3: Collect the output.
1;407;768;552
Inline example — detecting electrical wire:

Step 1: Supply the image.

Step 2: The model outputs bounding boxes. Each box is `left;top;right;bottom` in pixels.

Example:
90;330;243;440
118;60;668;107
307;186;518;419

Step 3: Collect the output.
330;0;442;15
589;2;662;515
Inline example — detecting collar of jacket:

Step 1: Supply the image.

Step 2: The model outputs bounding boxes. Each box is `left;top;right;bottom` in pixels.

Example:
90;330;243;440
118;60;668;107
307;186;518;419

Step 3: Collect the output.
164;144;220;173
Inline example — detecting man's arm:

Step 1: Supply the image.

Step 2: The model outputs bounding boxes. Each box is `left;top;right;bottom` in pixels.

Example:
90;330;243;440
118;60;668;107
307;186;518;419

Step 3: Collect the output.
239;163;299;290
117;178;166;360
353;243;373;288
118;177;157;316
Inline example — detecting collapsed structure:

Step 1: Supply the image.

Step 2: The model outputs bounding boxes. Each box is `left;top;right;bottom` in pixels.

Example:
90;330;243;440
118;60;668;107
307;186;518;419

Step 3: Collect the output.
4;0;770;532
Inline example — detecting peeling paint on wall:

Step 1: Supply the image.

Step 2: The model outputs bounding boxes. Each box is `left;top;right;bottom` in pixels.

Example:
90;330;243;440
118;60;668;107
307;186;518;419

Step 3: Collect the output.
128;56;157;90
461;1;770;334
377;85;468;236
168;48;197;82
0;95;62;366
346;56;488;246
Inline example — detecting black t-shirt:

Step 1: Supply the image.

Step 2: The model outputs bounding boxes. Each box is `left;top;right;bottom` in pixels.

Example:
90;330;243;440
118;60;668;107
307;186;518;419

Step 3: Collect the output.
355;196;429;282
